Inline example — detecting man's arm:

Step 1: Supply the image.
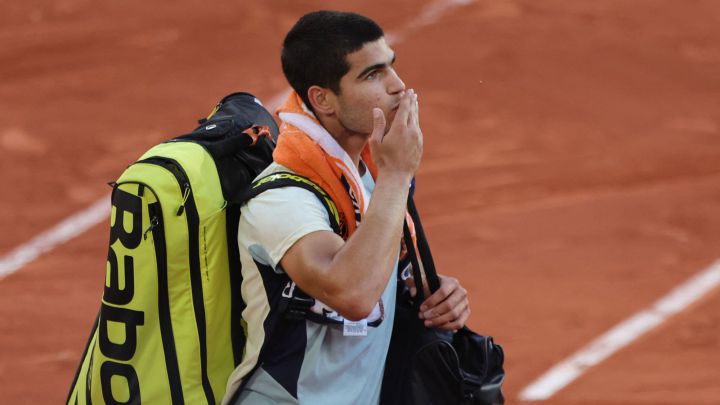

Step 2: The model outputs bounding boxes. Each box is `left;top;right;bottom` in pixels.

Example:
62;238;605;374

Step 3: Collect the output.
280;89;421;321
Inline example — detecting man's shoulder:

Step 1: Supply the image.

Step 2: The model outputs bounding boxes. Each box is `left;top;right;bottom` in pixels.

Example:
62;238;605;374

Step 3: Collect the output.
241;163;331;230
254;162;294;180
239;163;333;269
247;162;318;205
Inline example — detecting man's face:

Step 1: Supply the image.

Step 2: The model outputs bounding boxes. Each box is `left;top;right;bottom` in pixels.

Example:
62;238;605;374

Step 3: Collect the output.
333;37;406;136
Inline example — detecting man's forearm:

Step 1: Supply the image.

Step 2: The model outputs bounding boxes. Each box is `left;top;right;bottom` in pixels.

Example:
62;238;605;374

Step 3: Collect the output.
326;170;411;318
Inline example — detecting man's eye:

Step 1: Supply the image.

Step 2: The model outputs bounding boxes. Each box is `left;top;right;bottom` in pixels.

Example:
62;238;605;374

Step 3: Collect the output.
366;71;378;80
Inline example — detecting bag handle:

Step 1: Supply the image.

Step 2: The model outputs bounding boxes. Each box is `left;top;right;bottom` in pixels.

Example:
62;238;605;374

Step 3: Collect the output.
401;195;441;311
402;220;426;310
407;196;441;293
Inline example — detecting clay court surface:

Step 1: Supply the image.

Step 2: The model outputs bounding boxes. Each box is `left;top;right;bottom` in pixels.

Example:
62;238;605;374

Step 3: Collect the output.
2;0;719;403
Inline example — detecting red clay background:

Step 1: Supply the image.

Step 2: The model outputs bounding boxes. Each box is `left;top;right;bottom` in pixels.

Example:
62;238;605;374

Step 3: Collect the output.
1;1;719;403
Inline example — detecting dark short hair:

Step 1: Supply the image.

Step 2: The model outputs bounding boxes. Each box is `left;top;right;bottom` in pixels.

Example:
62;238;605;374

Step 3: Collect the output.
281;10;384;110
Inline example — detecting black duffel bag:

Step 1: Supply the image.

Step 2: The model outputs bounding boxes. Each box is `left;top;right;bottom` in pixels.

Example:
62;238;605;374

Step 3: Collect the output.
381;197;505;405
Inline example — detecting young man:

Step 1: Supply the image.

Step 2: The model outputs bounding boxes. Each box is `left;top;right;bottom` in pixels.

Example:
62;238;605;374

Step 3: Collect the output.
223;11;470;404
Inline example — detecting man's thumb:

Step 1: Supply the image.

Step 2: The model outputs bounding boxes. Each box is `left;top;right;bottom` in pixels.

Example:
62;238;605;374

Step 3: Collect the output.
370;108;386;144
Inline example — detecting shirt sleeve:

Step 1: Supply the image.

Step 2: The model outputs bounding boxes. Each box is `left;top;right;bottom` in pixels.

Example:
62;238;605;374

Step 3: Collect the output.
238;185;334;271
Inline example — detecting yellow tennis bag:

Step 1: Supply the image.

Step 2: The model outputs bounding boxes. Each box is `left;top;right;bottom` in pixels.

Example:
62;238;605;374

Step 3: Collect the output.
67;93;279;405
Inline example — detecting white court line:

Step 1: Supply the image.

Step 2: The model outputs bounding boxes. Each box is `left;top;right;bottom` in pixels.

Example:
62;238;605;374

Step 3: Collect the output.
519;261;720;402
0;0;474;281
0;198;110;279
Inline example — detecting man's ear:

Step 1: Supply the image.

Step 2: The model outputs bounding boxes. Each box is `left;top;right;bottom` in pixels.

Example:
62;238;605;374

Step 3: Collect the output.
307;85;336;116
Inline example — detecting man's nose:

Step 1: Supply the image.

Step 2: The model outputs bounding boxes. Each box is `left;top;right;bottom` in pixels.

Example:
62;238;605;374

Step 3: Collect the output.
387;68;406;94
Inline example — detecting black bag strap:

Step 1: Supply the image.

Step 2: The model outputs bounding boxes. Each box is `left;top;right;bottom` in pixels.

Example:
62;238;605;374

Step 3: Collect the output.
407;196;441;293
240;172;342;235
401;195;441;311
402;220;426;310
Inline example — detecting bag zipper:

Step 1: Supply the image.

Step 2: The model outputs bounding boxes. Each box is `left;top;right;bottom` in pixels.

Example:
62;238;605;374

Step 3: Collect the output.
148;200;185;404
134;157;215;405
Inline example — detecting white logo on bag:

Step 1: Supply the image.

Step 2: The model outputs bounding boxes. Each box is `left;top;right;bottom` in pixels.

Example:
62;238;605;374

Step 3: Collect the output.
282;281;296;298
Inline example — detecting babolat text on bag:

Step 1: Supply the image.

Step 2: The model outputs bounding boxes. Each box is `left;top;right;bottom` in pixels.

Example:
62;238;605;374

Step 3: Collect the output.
67;93;279;405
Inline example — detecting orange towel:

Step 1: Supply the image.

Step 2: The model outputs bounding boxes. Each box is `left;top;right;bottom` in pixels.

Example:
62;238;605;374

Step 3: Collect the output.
274;91;408;239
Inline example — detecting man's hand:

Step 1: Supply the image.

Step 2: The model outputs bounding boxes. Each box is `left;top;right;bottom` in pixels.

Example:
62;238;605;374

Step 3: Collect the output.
368;89;423;179
418;275;470;331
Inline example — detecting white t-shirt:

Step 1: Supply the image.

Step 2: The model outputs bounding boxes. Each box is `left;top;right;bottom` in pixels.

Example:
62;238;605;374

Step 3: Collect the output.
223;162;397;405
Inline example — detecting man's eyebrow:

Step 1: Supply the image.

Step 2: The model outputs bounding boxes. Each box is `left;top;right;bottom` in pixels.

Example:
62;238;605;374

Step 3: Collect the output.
356;53;397;79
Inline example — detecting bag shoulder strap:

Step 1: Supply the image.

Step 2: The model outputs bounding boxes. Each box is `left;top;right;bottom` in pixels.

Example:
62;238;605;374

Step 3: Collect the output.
240;171;342;236
401;195;441;311
407;197;440;292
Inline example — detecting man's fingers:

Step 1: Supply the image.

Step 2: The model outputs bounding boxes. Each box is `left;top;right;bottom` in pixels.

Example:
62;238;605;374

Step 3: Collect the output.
368;108;385;162
417;274;470;331
407;91;418;127
421;285;466;319
419;276;458;312
410;92;422;148
436;306;470;331
392;89;413;127
418;287;447;312
420;284;467;320
370;108;386;143
413;93;420;128
424;300;469;329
